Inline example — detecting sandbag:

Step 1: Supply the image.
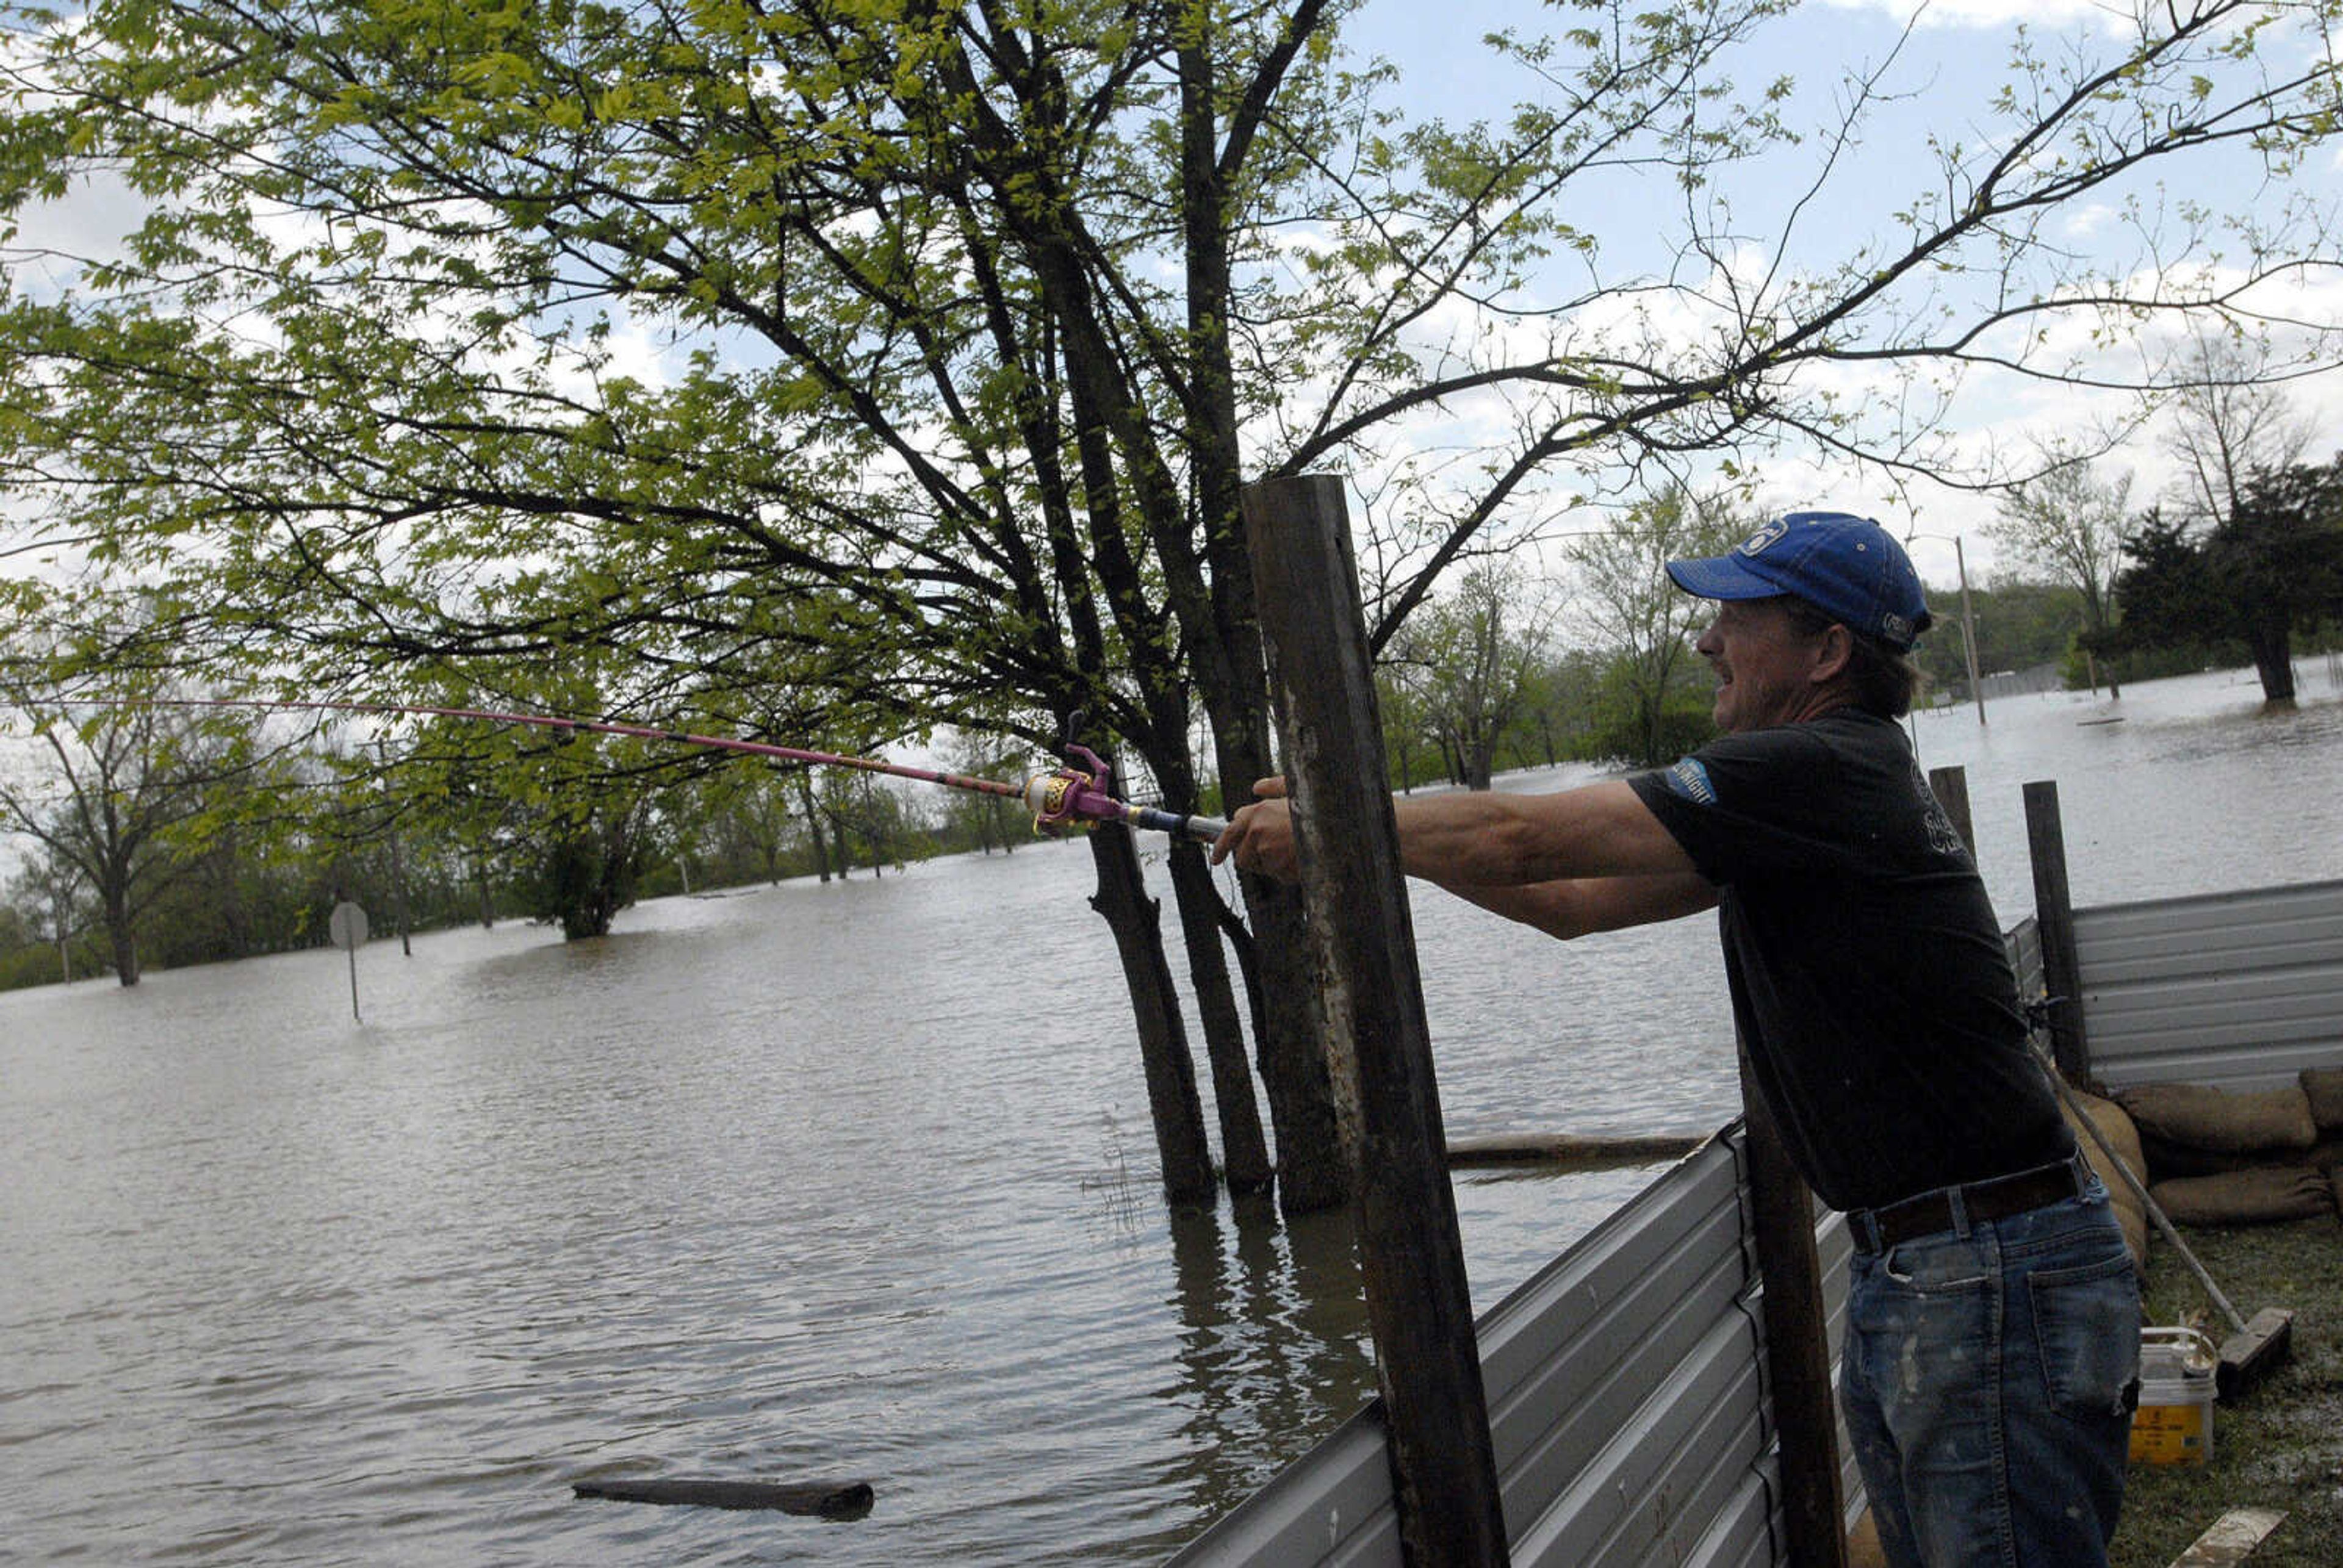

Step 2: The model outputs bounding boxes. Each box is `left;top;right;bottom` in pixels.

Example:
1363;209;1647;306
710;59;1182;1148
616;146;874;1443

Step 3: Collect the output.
2137;1131;2263;1181
1847;1508;1888;1568
2113;1082;2317;1156
2060;1087;2149;1267
2302;1068;2343;1135
2148;1166;2335;1226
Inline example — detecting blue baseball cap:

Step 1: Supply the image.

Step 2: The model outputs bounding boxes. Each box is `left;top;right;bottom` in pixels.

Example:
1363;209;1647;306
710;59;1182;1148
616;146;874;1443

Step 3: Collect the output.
1666;511;1932;651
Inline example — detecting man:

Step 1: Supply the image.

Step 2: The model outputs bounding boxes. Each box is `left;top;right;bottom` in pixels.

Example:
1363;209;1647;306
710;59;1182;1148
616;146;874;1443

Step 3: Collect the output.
1215;511;2139;1568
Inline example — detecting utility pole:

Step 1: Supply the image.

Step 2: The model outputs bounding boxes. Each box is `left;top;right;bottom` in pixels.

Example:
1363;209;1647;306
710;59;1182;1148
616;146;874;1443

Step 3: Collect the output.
1955;536;1987;725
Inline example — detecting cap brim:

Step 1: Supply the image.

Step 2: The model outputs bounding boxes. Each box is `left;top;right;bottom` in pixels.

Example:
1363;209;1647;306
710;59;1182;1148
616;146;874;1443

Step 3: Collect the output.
1665;553;1783;602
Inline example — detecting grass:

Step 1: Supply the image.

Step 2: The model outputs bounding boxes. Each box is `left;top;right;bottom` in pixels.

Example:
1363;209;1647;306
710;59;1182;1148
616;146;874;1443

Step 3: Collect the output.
2111;1215;2343;1567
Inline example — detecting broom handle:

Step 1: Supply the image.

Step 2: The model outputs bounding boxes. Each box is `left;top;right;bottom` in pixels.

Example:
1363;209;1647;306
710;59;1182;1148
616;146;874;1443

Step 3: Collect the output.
2031;1042;2247;1334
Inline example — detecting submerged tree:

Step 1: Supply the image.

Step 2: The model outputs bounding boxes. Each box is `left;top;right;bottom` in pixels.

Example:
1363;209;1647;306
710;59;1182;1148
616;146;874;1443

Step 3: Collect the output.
1567;489;1745;767
1989;439;2137;696
1388;561;1559;790
2112;464;2343;702
0;674;264;985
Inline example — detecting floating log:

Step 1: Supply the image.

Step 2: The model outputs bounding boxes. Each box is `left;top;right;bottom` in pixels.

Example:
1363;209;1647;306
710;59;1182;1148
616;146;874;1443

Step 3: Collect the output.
572;1477;874;1518
1444;1132;1706;1171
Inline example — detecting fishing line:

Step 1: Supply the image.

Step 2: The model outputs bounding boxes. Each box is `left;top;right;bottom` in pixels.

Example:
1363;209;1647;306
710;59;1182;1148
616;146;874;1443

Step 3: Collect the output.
41;695;1232;844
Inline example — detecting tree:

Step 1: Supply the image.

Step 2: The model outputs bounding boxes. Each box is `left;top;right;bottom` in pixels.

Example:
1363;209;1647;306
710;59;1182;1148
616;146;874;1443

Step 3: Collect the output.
2163;333;2318;527
1567;489;1744;767
0;683;260;985
4;843;91;985
2106;508;2216;652
2111;467;2343;702
2203;461;2343;702
939;732;1027;857
6;0;2341;1206
1388;561;1560;789
702;768;806;883
1373;660;1441;792
1989;439;2136;696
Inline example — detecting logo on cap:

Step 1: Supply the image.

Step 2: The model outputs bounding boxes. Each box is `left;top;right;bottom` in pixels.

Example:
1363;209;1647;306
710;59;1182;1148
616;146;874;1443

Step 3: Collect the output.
1736;520;1789;556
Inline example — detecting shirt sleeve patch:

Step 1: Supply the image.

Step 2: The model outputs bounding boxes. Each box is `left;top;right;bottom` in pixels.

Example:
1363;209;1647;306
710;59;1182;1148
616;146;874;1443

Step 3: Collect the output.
1661;757;1717;806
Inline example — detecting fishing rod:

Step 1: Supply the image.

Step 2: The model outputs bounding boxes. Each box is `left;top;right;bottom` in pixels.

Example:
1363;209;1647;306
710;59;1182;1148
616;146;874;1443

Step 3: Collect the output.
89;695;1233;845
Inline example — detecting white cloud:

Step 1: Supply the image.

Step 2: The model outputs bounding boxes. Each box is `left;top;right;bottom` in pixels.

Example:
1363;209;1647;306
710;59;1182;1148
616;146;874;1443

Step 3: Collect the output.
1810;0;2118;28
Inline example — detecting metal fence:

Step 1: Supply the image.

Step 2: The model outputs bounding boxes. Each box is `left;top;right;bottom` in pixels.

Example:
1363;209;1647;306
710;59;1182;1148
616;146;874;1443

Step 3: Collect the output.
1168;1127;1865;1567
1167;875;2343;1566
2070;877;2343;1091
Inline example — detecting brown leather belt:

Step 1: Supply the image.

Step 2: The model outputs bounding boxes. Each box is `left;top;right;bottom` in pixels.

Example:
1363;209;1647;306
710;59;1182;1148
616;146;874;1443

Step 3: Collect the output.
1854;1159;2083;1253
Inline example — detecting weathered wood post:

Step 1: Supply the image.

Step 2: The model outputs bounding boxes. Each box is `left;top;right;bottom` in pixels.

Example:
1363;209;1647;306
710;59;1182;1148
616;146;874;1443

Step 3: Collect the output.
2023;780;2090;1079
1736;1051;1849;1568
1239;474;1510;1566
1926;764;1976;855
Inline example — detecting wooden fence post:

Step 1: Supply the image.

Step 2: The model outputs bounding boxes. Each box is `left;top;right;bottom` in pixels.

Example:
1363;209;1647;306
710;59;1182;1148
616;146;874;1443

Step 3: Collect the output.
1926;764;1976;856
2023;780;2090;1079
1239;473;1510;1567
1737;1048;1850;1568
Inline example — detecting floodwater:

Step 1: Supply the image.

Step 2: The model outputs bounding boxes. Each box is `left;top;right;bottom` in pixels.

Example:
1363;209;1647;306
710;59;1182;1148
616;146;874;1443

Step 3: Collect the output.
4;663;2340;1566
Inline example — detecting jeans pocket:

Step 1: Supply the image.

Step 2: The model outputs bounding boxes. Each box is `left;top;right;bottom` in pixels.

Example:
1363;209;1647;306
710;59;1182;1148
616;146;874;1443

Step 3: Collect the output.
2027;1250;2142;1420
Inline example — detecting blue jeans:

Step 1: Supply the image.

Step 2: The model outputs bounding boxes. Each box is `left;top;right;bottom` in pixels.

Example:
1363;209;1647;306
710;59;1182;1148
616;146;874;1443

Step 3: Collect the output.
1840;1166;2141;1567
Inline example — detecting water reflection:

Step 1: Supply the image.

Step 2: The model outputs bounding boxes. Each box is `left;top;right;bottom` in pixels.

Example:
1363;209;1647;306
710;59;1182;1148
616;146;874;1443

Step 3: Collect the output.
1152;1202;1373;1531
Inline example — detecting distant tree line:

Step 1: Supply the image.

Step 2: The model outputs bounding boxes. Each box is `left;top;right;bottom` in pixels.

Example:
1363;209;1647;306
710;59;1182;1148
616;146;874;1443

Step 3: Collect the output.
0;698;1036;993
13;409;2338;996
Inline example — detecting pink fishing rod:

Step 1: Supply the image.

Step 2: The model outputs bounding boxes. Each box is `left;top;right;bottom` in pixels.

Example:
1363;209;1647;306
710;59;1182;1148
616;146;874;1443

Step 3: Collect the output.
135;696;1233;844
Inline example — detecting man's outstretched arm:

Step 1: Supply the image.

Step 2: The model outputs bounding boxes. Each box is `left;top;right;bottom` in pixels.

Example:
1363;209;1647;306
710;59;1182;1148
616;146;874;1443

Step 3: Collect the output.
1427;870;1718;940
1214;777;1713;937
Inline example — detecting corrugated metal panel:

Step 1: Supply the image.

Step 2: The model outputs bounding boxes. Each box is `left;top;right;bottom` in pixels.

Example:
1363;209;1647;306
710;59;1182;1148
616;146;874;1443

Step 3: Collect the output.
1816;1210;1866;1539
2073;879;2343;1090
1165;880;2342;1566
1165;1134;1771;1567
1677;1466;1781;1568
2006;915;2045;1011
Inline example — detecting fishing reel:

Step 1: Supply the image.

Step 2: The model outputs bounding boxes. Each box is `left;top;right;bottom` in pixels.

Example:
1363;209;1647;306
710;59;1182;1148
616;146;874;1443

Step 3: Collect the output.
1023;743;1119;837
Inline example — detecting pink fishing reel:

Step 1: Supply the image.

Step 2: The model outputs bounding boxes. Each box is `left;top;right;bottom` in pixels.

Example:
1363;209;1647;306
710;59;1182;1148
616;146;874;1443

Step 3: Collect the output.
1023;744;1119;836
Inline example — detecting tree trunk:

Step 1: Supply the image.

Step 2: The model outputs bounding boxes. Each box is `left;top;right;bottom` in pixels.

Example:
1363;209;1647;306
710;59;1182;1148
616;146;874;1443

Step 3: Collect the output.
104;890;139;987
2086;646;2120;699
798;773;832;882
2248;620;2297;703
1170;34;1346;1214
1086;826;1215;1204
1462;728;1496;791
1164;840;1274;1196
979;35;1344;1214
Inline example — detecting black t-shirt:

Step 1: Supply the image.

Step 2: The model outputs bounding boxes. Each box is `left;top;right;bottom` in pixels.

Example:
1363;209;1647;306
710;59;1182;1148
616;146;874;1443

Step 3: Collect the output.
1625;708;2072;1212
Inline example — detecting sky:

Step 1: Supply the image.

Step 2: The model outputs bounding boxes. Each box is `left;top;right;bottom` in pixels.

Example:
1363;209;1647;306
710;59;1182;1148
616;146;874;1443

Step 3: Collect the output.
1332;0;2343;592
9;0;2336;600
2;0;2338;758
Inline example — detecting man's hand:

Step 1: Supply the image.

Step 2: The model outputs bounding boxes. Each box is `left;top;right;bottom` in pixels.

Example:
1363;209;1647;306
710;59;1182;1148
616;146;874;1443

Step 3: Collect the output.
1211;777;1298;879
